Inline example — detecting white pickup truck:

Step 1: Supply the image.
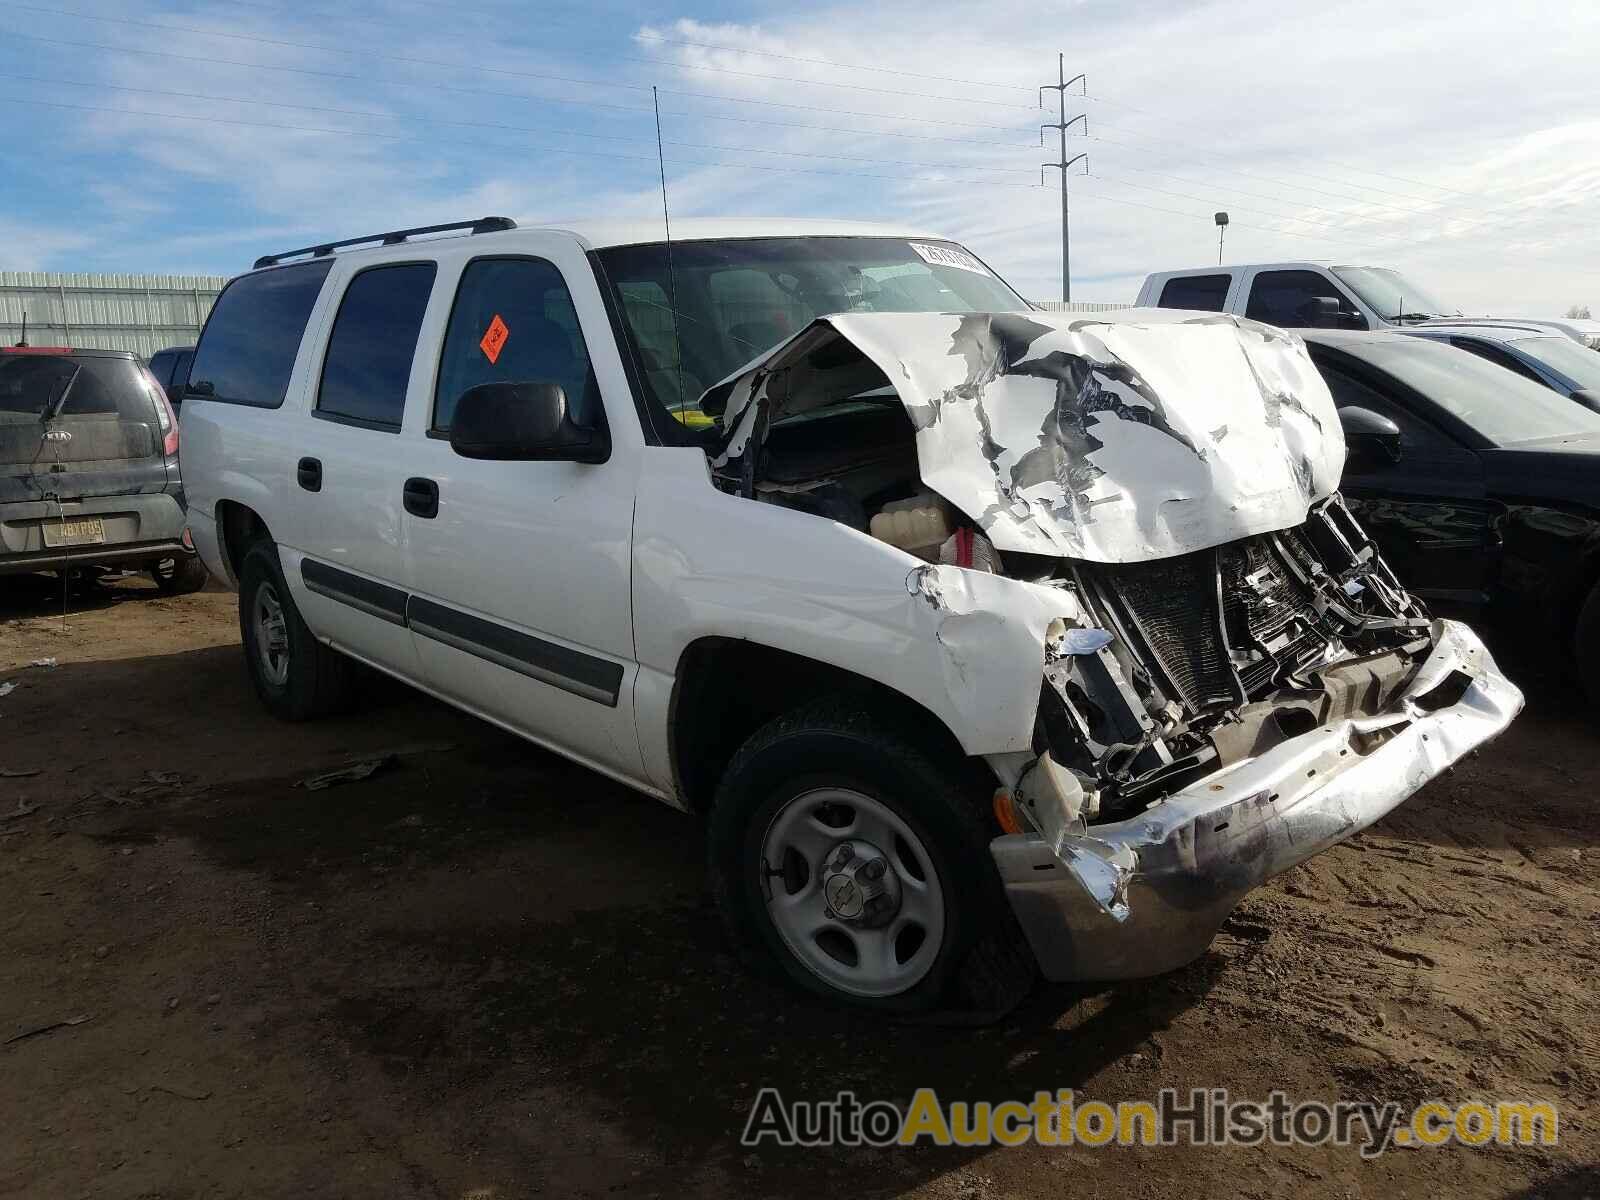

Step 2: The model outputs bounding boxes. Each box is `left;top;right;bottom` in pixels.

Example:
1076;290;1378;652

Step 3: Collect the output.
179;217;1521;1017
1136;261;1600;348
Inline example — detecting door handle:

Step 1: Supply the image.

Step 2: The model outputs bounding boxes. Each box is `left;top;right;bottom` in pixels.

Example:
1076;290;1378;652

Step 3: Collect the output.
297;457;322;492
403;476;439;519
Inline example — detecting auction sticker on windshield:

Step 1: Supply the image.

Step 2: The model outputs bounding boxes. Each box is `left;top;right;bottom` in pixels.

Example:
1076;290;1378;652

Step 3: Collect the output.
909;242;991;276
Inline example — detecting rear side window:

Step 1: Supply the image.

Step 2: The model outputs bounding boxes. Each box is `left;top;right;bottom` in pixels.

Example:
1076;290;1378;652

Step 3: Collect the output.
1450;338;1543;384
1157;274;1231;311
316;263;437;430
433;257;597;431
1245;270;1365;328
189;260;332;408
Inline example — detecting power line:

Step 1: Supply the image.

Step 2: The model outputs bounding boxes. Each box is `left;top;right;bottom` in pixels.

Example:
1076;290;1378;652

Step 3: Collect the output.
0;27;1032;134
8;18;1548;244
1082;148;1543;243
6;3;1036;109
0;71;1037;175
1073;177;1534;257
1084;123;1552;227
635;30;1028;94
1085;174;1432;247
191;0;1035;93
1078;93;1531;215
1082;131;1448;220
1087;153;1435;226
1;95;1050;190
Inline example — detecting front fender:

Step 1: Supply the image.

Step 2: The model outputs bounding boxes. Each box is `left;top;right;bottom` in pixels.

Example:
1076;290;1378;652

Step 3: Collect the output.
631;448;1085;759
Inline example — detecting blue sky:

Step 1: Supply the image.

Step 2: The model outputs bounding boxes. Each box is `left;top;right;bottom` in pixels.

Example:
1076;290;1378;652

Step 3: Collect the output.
2;0;1597;311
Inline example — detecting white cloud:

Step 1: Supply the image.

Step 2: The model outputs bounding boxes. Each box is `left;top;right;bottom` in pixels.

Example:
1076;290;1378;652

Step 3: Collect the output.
634;1;1600;313
0;219;94;272
10;0;1596;316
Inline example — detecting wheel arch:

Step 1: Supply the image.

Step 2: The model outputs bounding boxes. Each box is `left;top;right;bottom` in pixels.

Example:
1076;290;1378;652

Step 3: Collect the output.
667;636;994;814
214;499;273;587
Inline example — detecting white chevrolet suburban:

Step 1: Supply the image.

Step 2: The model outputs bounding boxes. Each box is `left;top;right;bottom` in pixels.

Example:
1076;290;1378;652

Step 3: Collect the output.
180;217;1521;1017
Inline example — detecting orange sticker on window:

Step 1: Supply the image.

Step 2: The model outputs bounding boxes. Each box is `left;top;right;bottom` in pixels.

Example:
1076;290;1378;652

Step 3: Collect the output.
479;313;509;364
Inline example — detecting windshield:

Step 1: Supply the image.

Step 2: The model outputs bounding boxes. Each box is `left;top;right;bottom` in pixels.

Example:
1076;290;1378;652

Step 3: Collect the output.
1349;337;1600;445
593;236;1027;430
1331;266;1460;321
1509;336;1600;392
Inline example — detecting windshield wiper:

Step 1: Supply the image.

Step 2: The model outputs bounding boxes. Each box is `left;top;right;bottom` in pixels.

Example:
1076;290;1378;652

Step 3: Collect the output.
1389;312;1436;324
40;364;82;423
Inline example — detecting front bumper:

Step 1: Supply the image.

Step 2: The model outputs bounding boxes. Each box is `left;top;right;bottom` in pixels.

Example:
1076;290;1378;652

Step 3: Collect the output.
990;619;1522;982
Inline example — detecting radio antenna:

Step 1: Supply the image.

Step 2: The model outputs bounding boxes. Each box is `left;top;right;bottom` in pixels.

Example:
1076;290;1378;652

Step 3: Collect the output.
652;87;689;419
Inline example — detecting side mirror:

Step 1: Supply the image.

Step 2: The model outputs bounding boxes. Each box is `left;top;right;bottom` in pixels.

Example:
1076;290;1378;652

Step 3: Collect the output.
1339;405;1402;469
1304;296;1340;326
448;381;609;463
1570;388;1600;415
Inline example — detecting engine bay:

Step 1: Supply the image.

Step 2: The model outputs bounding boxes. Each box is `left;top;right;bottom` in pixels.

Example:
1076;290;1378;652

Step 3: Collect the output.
711;394;1434;825
703;309;1441;824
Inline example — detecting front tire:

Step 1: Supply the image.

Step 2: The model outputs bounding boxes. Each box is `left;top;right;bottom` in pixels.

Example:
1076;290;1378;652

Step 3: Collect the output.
707;698;1035;1019
237;540;355;721
1575;580;1600;708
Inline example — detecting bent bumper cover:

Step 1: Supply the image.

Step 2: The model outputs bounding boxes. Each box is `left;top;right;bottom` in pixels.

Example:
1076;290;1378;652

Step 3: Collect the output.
990;620;1522;982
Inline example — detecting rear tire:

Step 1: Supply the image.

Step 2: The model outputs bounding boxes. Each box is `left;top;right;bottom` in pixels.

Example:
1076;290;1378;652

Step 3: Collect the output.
707;697;1035;1020
150;552;209;595
237;539;355;721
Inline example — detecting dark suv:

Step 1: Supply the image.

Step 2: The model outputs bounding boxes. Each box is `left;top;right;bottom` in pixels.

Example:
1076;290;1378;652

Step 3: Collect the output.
0;346;207;592
146;345;195;410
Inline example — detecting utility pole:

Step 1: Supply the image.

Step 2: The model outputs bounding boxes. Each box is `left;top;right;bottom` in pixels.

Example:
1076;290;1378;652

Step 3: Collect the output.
1040;55;1088;303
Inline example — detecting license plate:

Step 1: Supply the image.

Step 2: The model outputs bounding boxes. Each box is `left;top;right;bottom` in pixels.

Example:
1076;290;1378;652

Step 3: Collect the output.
42;516;106;548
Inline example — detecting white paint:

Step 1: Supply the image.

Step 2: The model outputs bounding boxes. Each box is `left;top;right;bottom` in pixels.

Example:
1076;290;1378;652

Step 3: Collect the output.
181;223;1522;987
716;309;1343;564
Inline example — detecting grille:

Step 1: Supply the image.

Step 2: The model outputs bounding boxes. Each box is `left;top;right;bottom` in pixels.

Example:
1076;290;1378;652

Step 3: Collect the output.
1092;549;1241;712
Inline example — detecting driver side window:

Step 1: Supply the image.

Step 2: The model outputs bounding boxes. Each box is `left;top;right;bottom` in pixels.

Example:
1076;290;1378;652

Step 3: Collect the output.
433;257;598;432
1323;367;1456;454
1246;271;1367;329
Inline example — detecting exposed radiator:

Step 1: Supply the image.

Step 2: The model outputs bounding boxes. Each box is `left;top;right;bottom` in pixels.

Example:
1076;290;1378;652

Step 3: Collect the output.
1090;549;1241;712
1089;535;1326;714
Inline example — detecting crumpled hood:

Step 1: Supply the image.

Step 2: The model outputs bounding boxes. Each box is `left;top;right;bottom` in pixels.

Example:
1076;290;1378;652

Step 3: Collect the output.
713;309;1344;564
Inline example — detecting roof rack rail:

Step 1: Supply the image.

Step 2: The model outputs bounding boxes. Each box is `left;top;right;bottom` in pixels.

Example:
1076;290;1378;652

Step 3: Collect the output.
252;216;517;270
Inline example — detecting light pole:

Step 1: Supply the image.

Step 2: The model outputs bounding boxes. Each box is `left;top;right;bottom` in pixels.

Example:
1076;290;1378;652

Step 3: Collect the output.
1214;211;1229;265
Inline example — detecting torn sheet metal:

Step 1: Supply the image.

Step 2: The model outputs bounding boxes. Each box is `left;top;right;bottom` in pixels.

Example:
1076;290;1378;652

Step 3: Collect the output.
990;618;1523;982
903;562;1090;746
714;310;1342;564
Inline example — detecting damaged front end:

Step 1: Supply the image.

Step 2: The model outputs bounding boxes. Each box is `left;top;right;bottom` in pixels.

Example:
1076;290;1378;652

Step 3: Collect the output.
995;501;1521;980
703;308;1523;982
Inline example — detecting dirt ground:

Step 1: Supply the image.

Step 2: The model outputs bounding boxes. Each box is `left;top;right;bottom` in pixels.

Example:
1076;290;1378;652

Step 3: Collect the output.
0;573;1595;1200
